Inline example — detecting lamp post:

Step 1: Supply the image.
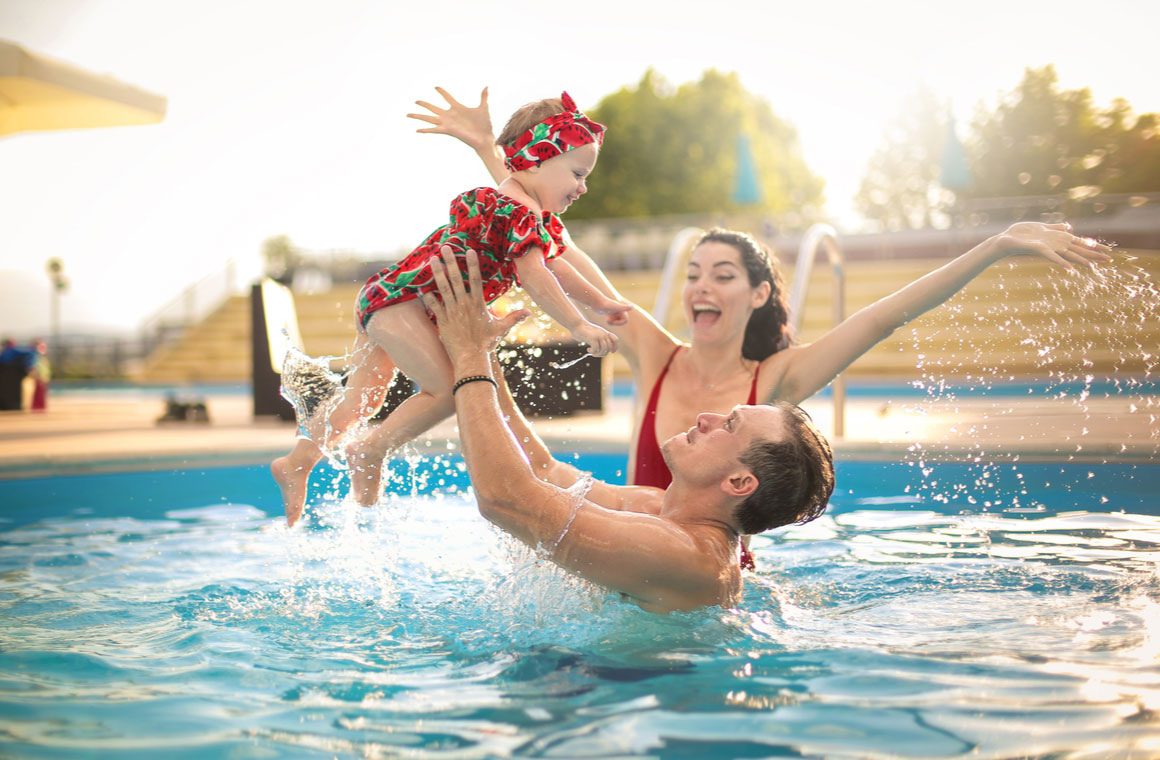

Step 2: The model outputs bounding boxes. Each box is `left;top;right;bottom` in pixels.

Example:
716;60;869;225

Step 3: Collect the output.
46;257;68;369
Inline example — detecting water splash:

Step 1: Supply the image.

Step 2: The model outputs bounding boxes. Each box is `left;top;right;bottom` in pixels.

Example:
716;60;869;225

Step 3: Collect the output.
894;252;1160;514
279;344;351;442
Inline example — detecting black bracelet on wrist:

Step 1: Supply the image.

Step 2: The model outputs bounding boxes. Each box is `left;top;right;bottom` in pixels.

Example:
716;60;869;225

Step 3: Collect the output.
452;374;497;395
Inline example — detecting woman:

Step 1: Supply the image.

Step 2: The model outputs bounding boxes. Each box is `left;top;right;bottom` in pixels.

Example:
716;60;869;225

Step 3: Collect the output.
409;88;1113;492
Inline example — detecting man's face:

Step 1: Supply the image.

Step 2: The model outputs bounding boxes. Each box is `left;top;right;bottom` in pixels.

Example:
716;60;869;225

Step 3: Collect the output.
662;404;786;486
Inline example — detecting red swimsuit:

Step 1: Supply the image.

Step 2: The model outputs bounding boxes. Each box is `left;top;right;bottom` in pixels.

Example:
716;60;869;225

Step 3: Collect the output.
633;346;760;570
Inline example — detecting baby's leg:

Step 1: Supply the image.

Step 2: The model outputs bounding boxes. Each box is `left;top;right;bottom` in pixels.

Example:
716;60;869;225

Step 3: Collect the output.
346;301;456;506
273;332;395;526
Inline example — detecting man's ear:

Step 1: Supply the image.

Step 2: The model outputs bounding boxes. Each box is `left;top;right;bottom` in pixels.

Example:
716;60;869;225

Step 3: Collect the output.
722;470;758;499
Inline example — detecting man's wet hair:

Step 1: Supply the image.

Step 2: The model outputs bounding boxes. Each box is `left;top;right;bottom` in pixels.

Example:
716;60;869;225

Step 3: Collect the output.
734;401;835;534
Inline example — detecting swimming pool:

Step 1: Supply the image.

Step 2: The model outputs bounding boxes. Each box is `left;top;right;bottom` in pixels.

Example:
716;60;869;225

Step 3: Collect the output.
2;456;1159;758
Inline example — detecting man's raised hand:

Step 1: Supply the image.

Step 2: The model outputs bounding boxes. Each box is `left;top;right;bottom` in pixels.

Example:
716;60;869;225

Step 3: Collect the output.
421;246;528;363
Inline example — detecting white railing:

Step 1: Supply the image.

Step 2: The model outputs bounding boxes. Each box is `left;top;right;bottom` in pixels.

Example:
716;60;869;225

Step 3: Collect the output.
651;227;705;323
139;258;246;355
788;224;846;437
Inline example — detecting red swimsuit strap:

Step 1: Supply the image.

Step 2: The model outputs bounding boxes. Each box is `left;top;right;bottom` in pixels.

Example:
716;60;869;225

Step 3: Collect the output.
632;346;682;489
635;347;761;572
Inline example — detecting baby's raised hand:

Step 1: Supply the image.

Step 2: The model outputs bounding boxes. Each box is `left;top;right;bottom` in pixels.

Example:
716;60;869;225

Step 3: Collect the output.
572;322;619;357
407;87;495;151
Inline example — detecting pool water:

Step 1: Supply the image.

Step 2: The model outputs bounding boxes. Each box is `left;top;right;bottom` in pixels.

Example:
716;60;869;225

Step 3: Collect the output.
2;457;1160;759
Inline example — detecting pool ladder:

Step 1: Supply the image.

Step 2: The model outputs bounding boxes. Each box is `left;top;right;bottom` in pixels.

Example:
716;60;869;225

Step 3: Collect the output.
653;224;847;437
789;224;847;438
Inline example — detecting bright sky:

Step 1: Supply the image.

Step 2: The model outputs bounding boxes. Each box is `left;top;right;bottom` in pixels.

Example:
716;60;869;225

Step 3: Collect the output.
2;0;1157;336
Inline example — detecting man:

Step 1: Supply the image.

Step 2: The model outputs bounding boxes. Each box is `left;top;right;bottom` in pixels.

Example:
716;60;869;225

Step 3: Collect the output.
423;248;835;613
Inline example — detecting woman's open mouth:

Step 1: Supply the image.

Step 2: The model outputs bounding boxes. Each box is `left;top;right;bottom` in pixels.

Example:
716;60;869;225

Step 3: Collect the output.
691;303;722;327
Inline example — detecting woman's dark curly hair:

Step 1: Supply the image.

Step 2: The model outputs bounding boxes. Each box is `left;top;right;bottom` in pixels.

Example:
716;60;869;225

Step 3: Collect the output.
695;229;791;361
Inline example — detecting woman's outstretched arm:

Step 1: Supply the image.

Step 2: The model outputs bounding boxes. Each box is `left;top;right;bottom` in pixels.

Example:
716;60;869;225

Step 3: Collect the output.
765;222;1114;405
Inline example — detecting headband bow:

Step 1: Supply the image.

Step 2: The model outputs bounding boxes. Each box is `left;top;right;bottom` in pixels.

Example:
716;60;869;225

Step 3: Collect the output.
502;92;606;172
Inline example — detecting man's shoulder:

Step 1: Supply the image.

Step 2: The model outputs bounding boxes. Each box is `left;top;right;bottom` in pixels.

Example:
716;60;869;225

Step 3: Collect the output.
644;521;742;611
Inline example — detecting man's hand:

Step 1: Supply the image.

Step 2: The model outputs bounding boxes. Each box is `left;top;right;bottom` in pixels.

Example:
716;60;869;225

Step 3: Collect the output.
421;246;529;368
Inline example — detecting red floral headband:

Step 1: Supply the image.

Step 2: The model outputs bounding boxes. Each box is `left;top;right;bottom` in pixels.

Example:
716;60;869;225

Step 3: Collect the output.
502;92;606;172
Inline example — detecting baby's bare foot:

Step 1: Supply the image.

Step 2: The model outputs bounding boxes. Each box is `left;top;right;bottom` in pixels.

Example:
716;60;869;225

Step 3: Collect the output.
271;456;311;527
345;440;385;507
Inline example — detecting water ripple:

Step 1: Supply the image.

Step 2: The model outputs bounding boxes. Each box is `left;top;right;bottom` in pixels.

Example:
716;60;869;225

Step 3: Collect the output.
3;476;1160;757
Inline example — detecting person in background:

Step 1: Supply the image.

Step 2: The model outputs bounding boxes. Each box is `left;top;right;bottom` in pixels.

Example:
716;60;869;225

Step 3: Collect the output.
29;339;50;412
0;339;34;412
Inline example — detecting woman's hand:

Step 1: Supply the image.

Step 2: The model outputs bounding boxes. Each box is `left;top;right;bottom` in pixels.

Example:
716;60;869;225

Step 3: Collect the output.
991;222;1114;271
592;296;632;326
407;87;496;152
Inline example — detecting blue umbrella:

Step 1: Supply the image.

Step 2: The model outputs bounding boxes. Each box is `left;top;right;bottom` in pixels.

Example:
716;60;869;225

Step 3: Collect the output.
732;133;762;205
940;116;971;193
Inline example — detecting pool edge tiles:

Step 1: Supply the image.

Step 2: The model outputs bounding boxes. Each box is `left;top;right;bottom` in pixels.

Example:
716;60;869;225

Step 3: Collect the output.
834;439;1160;465
2;435;1157;483
2;456;1158;526
0;432;631;481
0;449;290;481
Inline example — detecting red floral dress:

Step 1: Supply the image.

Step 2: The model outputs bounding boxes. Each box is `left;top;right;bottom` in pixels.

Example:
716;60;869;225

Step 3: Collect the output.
356;187;566;327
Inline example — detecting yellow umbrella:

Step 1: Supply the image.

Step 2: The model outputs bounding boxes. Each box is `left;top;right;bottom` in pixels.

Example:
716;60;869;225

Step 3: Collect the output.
0;39;166;137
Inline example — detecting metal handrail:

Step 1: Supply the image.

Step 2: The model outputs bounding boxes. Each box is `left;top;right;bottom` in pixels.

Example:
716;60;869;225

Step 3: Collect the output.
788;224;847;437
138;258;243;355
651;227;706;323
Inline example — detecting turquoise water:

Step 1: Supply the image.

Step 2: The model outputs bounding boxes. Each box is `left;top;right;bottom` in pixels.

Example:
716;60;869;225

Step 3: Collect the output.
2;458;1160;758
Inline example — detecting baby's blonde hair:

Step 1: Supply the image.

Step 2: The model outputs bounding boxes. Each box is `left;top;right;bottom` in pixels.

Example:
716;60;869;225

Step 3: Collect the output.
495;97;565;147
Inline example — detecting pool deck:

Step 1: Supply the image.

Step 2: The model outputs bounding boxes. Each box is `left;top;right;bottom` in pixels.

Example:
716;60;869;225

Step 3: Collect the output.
1;384;1156;479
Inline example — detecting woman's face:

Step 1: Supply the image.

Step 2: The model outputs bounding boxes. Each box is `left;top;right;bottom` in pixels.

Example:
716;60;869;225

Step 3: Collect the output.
683;241;770;344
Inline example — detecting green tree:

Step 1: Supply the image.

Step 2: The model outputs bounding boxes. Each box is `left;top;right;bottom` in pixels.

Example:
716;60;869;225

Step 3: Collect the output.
967;65;1160;200
1087;101;1160;194
857;66;1160;229
855;87;954;230
262;234;300;282
568;69;824;220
